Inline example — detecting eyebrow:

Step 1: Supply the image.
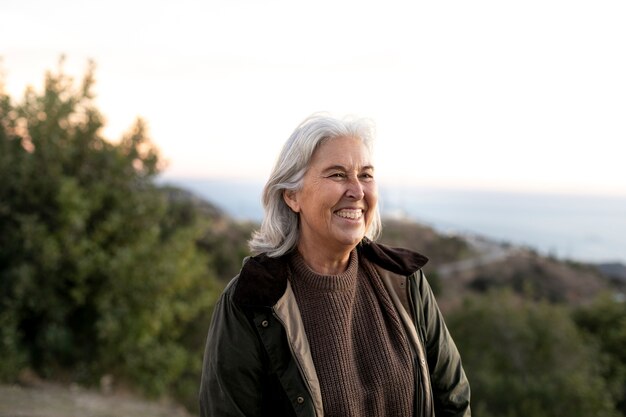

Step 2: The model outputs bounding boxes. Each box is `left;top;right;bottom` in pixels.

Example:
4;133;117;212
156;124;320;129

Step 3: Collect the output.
322;164;375;173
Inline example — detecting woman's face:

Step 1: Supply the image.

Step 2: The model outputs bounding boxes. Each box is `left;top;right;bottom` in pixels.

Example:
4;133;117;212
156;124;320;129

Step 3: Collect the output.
284;136;378;256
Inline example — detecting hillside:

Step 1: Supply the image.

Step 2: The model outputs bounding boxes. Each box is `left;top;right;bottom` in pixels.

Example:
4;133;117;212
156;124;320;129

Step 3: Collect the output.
377;218;621;309
190;191;623;306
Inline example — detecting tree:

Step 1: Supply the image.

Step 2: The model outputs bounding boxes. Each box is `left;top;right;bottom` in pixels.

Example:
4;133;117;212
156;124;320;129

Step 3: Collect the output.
0;59;219;402
446;290;618;417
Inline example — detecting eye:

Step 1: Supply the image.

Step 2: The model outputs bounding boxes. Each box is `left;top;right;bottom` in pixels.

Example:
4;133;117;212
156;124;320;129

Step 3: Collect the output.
360;172;374;180
329;172;346;178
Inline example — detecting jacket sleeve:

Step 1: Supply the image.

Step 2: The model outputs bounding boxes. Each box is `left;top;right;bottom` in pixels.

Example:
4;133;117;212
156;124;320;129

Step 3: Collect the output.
199;280;266;417
415;270;471;417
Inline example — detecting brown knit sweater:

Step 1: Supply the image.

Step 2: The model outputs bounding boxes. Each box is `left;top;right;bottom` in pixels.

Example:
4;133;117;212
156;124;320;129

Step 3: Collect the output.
289;249;415;417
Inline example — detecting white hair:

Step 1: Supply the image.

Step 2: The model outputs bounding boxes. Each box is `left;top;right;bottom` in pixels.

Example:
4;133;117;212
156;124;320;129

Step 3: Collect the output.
249;113;382;257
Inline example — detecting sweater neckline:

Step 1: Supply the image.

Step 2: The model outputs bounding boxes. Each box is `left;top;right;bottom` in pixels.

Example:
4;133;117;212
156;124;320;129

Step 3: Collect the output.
289;249;359;292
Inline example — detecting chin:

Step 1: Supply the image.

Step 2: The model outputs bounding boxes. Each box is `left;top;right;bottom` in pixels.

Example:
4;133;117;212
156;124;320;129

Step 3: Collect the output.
335;233;366;249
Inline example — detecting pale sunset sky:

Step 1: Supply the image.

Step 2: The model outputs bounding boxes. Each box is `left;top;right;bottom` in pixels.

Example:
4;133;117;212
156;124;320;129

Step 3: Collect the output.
2;0;625;196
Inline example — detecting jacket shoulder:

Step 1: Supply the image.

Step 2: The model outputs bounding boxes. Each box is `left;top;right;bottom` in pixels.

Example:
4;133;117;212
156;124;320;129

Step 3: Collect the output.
360;239;428;276
232;253;291;308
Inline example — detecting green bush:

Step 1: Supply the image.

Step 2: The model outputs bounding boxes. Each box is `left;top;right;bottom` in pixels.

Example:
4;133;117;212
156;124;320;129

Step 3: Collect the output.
0;311;28;379
446;290;618;417
0;60;219;408
573;294;626;415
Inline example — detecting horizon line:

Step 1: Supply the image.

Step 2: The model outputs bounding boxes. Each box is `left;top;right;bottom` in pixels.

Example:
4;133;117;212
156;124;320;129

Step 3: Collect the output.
158;173;626;199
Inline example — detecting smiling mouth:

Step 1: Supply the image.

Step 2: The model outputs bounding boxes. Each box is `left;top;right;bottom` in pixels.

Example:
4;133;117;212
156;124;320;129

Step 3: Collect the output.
335;209;364;220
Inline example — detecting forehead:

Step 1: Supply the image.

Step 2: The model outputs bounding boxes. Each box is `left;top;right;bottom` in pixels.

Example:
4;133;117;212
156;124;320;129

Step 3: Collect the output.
309;136;373;169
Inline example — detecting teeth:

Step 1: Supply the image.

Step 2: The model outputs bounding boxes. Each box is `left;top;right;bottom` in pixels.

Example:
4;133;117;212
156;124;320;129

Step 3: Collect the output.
336;209;363;219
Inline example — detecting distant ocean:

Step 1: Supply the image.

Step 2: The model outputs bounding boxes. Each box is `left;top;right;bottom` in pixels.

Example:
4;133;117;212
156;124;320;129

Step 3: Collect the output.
163;177;626;264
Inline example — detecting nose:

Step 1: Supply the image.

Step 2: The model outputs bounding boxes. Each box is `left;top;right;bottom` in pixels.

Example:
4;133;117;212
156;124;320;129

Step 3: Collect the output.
345;176;365;200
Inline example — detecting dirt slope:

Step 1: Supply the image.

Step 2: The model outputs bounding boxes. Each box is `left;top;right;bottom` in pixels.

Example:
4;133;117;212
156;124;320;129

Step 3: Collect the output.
0;384;193;417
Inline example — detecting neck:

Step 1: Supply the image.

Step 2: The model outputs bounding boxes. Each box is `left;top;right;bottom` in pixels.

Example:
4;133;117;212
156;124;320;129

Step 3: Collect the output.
296;241;354;275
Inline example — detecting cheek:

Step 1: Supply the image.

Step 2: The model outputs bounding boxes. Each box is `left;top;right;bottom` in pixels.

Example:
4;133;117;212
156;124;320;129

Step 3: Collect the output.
319;183;344;207
301;186;336;217
366;185;379;207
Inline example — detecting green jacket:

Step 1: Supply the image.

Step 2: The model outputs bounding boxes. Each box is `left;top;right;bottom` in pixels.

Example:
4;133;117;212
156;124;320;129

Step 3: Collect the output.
199;239;471;416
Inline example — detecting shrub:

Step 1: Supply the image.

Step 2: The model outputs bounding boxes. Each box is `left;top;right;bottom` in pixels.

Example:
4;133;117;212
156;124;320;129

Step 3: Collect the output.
446;290;618;417
0;60;219;409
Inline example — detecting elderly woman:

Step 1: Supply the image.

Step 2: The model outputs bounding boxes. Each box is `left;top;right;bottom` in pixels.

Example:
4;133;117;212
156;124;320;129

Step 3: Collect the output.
199;114;471;417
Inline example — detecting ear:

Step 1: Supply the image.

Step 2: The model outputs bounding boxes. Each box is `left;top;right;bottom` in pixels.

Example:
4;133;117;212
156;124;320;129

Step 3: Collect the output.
283;189;300;213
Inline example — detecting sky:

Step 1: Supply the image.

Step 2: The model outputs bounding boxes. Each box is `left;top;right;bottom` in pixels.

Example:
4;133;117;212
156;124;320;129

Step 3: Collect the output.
2;0;625;196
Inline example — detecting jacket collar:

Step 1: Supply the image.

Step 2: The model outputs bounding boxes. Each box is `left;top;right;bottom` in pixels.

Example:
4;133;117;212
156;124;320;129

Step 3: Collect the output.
233;239;428;308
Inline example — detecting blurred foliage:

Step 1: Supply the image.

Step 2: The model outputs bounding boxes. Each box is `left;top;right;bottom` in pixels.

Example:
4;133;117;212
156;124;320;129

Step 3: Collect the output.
197;218;257;283
0;60;220;409
573;294;626;415
446;290;620;417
